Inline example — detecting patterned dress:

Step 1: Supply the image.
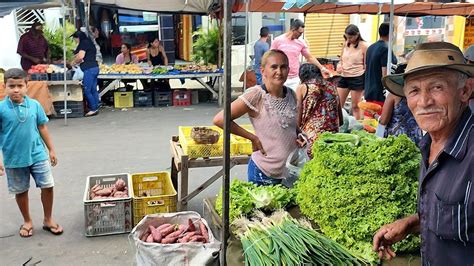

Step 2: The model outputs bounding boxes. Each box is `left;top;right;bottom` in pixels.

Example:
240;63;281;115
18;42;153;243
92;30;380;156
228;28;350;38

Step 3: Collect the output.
300;80;340;158
384;97;423;147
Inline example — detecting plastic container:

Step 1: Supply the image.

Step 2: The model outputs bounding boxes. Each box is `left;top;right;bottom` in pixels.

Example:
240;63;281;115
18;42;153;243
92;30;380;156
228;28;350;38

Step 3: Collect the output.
50;71;73;81
154;91;172;107
30;73;48;81
53;100;84;118
83;173;133;237
179;126;225;158
133;90;153;107
131;172;177;226
50;84;83;102
231;124;254;156
173;90;192;106
114;91;134;108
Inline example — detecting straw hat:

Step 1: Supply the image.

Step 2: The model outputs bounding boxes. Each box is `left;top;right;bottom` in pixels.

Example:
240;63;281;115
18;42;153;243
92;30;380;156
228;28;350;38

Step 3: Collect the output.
383;42;474;97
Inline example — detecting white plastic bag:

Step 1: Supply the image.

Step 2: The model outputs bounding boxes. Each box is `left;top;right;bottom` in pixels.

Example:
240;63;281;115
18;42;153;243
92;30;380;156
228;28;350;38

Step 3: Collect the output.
283;136;310;188
72;66;83;80
130;211;221;266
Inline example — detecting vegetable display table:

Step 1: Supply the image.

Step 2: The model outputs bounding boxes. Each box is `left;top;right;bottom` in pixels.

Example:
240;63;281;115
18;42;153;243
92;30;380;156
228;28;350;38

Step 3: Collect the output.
169;136;250;210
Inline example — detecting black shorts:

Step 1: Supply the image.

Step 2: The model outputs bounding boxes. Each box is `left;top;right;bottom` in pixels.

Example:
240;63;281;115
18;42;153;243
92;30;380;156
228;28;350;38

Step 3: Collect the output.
338;74;364;90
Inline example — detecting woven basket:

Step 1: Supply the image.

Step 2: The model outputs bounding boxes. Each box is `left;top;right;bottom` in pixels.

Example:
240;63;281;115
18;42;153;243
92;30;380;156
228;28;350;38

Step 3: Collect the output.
191;127;220;144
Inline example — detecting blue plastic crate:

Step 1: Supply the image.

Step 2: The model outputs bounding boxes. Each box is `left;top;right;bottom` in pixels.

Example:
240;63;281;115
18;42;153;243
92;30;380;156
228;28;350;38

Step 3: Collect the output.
30;73;48;81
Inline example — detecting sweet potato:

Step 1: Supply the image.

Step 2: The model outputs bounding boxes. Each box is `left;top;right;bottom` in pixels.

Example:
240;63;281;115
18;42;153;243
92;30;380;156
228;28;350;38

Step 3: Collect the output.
157;223;172;231
187;219;196;232
149;225;162;243
178;231;198;243
115;178;126;191
95;187;113;196
140;232;150;242
189;235;206;243
165;225;186;239
91;184;100;192
199;221;209;243
161;236;178;244
114;191;126;198
146;234;154;243
160;224;176;237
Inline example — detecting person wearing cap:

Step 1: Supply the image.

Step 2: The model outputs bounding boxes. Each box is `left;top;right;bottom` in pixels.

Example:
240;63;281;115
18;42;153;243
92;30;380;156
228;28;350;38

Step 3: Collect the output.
372;42;474;264
71;31;100;117
17;22;50;71
270;19;328;91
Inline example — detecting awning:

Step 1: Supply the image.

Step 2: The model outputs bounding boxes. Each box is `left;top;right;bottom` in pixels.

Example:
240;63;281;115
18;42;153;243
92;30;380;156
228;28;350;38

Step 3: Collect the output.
90;0;214;14
0;0;61;17
241;1;474;16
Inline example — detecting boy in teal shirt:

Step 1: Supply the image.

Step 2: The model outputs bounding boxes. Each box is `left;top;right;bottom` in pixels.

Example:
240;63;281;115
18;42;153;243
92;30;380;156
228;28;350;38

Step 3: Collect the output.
0;68;63;237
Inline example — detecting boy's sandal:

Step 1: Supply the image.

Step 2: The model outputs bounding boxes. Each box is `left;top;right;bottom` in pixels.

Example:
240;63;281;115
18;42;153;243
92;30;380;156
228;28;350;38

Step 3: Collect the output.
42;224;63;235
19;225;33;238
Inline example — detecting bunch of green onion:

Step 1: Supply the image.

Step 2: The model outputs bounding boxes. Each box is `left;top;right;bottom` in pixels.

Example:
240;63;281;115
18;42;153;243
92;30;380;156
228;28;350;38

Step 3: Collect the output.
233;210;368;266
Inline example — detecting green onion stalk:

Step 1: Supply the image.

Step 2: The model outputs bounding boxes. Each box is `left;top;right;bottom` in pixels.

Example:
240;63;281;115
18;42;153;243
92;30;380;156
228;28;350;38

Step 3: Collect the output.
232;210;369;266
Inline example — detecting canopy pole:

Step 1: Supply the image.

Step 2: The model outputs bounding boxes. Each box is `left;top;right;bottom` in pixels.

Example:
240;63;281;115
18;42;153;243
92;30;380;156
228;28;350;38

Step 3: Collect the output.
220;0;232;264
387;0;394;73
62;1;68;125
243;0;249;89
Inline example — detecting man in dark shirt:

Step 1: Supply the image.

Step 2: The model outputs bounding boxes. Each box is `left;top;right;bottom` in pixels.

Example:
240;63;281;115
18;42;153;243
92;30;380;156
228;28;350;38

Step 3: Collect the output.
17;22;50;71
364;23;397;109
373;42;474;265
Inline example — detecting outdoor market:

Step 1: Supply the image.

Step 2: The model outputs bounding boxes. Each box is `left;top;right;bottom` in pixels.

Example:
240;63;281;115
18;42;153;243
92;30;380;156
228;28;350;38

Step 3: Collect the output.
0;0;473;265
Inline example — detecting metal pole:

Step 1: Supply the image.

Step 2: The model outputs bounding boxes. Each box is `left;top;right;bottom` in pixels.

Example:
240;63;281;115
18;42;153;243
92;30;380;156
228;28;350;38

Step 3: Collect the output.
243;0;249;89
63;1;68;125
387;0;394;73
220;0;232;264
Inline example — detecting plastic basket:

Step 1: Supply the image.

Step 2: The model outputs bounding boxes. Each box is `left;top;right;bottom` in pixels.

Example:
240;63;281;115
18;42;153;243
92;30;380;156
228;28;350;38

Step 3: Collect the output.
114;91;134;108
131;172;177;226
231;124;254;156
179;126;226;158
83;173;133;237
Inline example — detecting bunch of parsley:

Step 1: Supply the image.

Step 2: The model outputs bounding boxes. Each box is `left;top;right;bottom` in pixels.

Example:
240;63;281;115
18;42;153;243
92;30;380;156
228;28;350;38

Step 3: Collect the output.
295;132;421;263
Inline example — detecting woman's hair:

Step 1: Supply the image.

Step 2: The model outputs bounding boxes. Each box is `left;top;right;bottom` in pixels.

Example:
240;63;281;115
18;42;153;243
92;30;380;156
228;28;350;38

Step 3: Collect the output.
261;49;288;67
299;63;322;83
122;43;132;56
344;24;364;48
148;37;160;49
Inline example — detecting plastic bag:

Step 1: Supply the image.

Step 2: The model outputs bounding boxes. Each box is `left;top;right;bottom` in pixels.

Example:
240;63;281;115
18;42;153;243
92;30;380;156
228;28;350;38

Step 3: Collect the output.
72;66;83;80
283;136;310;188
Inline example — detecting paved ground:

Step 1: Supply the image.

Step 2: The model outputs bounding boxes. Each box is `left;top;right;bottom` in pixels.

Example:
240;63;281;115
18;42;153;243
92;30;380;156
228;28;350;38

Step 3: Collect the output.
0;104;248;265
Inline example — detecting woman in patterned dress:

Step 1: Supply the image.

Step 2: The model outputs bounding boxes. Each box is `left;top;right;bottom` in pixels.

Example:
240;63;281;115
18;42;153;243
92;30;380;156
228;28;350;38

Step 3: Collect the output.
296;63;342;158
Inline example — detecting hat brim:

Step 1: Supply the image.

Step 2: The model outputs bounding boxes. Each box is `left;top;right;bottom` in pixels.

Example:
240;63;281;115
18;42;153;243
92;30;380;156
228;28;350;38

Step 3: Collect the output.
383;64;474;97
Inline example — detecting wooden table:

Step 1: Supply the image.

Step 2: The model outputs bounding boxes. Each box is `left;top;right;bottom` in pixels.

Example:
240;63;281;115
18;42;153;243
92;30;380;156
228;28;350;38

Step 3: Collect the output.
170;136;250;210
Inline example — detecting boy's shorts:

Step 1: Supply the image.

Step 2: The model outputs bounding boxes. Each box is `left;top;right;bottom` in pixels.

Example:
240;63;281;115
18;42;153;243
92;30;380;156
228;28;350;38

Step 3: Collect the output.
5;160;54;194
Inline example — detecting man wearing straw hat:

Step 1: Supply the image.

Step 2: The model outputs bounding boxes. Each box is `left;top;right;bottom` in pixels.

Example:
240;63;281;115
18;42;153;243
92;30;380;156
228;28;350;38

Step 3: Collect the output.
372;42;474;264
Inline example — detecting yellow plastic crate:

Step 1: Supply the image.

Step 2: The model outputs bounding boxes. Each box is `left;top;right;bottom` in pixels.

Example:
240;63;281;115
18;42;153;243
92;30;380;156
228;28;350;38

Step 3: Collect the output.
131;172;177;226
114;91;134;108
179;126;226;158
231;124;254;156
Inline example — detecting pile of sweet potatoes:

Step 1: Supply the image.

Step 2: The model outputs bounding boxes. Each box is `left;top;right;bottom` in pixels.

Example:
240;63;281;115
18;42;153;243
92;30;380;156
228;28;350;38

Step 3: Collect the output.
140;218;209;244
89;178;128;200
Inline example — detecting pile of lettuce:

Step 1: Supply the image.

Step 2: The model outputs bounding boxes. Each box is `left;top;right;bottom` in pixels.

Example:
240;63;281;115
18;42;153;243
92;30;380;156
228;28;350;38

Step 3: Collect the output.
215;179;295;223
295;131;421;263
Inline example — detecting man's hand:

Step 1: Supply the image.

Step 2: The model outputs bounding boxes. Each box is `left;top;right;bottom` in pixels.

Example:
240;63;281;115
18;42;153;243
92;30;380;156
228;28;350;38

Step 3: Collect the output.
373;216;417;260
49;150;58;167
251;135;266;156
0;163;4;176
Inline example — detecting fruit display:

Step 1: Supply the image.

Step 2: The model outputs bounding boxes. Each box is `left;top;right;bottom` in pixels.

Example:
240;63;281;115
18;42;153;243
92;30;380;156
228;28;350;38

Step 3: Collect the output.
151;66;170;75
28;64;67;74
173;64;218;73
99;64;143;74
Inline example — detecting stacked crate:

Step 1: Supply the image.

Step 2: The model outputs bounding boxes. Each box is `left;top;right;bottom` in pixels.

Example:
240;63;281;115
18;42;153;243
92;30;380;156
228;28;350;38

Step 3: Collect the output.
50;84;84;118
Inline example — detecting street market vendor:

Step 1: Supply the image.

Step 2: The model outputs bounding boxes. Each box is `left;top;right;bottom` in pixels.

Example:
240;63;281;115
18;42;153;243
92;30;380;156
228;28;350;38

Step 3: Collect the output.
372;42;474;265
213;49;304;186
17;22;50;71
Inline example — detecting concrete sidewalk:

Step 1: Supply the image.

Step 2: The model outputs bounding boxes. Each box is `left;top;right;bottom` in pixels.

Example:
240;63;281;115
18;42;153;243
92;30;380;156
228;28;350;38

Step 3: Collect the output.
0;104;248;265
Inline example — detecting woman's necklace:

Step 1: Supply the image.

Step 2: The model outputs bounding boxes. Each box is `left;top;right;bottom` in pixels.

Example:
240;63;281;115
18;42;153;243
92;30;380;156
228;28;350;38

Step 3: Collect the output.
262;85;295;129
9;97;29;123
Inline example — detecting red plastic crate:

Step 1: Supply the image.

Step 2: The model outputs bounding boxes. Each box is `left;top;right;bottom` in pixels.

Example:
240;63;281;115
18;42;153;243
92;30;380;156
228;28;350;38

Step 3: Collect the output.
172;90;192;106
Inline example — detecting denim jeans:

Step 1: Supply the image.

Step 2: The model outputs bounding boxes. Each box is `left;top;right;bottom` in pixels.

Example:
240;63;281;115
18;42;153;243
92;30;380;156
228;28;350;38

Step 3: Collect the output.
247;158;282;186
83;66;100;111
255;69;262;85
